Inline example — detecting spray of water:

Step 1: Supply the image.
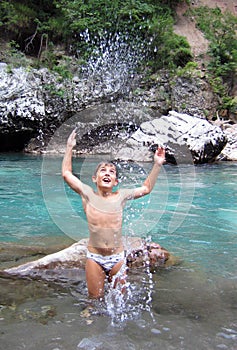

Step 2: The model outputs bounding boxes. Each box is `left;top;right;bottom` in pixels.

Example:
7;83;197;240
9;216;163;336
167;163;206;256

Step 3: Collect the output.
104;257;155;326
78;30;148;98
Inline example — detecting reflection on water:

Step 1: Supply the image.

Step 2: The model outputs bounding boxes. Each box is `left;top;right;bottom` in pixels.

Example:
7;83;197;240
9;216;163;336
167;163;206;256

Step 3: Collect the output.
0;155;237;349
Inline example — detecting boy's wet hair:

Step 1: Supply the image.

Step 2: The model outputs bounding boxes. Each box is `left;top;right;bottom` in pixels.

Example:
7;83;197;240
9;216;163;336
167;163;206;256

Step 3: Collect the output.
94;161;119;178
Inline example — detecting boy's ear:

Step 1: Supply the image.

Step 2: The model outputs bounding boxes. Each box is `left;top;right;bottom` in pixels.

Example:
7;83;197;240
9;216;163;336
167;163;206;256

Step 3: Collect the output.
92;175;97;183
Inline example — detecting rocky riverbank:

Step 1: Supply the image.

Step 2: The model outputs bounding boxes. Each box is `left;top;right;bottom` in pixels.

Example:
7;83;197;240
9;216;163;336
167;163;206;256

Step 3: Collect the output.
0;64;236;163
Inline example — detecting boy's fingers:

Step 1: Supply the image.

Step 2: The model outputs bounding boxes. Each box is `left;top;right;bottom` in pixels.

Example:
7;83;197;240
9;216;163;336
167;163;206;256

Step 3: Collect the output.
70;129;77;139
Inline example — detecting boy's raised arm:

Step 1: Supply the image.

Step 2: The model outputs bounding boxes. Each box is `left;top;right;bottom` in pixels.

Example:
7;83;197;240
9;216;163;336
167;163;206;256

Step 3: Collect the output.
62;129;83;194
132;147;165;199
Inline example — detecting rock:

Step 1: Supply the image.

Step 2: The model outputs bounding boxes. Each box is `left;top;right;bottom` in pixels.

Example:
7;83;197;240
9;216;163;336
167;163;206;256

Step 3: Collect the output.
116;111;227;164
170;76;218;118
0;65;65;151
3;238;177;280
218;124;237;161
41;107;227;164
0;64;235;162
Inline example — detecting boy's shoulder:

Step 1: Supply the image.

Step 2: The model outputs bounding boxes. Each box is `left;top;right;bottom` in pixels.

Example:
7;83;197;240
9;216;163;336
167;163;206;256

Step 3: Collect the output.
81;183;94;196
118;187;135;199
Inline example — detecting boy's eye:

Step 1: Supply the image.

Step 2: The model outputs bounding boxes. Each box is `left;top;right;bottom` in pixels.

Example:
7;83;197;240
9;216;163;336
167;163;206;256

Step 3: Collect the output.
98;166;116;175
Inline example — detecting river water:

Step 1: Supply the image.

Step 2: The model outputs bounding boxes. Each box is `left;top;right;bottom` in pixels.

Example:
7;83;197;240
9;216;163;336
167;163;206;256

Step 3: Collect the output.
0;153;236;350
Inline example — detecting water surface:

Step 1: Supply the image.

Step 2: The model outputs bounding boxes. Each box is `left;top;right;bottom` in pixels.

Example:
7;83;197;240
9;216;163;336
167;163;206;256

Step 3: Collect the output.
0;154;236;350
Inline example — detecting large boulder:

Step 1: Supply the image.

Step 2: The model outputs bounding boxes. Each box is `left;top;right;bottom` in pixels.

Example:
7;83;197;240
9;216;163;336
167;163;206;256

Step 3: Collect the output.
74;110;226;164
3;238;177;281
0;64;66;151
116;111;227;164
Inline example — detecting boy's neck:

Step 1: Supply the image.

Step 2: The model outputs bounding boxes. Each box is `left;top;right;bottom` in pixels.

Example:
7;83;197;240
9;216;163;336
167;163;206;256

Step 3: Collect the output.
96;186;116;197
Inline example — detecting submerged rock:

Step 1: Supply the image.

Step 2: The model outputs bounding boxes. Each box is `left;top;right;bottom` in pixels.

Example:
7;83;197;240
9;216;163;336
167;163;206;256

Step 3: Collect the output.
3;238;178;281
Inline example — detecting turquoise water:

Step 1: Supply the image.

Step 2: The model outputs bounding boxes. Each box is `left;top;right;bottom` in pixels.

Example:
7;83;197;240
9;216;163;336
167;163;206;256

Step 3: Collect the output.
0;154;237;349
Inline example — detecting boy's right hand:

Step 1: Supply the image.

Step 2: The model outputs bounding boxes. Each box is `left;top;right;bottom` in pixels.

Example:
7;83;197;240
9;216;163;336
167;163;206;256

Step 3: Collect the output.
67;129;77;148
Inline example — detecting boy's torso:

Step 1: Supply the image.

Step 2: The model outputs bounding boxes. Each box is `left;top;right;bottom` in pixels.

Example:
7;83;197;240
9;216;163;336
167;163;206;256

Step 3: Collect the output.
82;186;132;255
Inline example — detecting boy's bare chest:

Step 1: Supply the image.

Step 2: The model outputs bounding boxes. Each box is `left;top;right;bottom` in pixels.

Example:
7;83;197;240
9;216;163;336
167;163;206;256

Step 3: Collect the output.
85;202;123;225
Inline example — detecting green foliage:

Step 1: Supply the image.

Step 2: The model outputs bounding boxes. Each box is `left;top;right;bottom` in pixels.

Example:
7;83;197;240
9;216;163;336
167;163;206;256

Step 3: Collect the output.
55;0;157;55
0;0;192;71
190;7;237;77
3;40;33;68
44;83;66;98
176;61;199;77
221;96;237;114
0;1;36;32
52;58;74;81
190;6;237;114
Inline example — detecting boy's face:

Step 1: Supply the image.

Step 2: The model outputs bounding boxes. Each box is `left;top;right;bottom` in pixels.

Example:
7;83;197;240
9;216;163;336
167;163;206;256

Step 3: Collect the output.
92;163;118;189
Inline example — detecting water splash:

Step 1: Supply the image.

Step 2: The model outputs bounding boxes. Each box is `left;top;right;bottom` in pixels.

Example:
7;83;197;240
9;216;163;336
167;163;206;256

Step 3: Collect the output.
104;247;155;326
79;30;147;99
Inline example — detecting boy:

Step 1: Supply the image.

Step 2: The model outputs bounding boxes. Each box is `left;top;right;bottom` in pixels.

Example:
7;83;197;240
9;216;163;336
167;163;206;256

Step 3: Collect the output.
62;128;165;299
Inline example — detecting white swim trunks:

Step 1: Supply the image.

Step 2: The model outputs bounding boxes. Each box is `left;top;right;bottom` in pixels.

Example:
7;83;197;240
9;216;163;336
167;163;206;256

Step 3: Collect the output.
86;251;125;273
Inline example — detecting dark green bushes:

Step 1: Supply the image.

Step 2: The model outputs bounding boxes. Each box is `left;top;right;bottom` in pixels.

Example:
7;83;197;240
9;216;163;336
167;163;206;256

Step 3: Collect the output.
0;0;191;70
190;6;237;115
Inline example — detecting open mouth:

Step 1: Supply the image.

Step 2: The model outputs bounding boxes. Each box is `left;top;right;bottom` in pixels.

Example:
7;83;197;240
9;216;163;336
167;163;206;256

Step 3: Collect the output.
102;177;111;183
